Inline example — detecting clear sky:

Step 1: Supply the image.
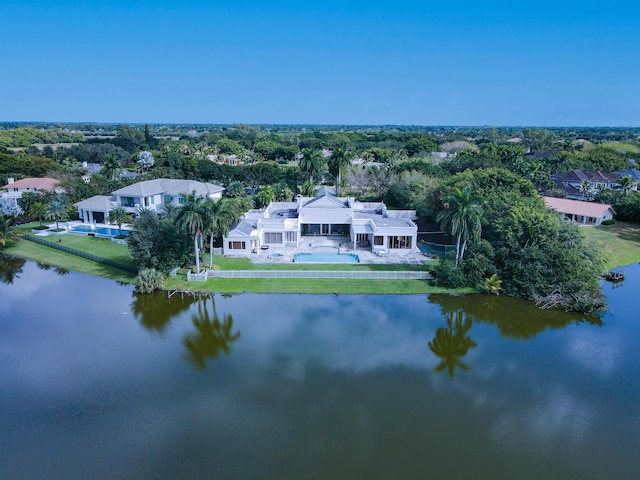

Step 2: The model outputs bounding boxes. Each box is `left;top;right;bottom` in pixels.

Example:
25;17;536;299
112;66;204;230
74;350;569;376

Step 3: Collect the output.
1;0;638;126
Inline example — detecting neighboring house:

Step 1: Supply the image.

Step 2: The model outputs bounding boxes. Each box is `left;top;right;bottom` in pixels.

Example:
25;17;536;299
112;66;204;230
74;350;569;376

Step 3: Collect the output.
80;162;140;183
543;196;615;226
74;178;224;224
614;168;640;182
1;177;62;212
223;187;417;255
550;170;633;199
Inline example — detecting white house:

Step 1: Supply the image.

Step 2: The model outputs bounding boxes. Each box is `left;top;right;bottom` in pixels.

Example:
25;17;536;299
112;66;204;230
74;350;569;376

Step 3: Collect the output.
74;178;224;224
223;187;418;255
543;196;615;226
1;177;63;212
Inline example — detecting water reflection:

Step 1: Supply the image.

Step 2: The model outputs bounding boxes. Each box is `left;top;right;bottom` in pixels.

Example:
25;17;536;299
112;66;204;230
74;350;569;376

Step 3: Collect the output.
0;253;26;284
428;310;477;377
183;294;241;369
131;290;197;333
36;262;70;276
430;294;602;339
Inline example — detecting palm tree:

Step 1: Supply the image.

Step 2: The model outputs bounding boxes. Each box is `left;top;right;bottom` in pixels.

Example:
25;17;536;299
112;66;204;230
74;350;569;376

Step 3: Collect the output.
483;274;503;295
428;310;477;378
101;153;121;181
45;196;68;237
174;191;206;274
436;186;483;266
226;180;245;197
28;202;47;228
183;295;241;369
0;215;21;248
107;205;132;236
161;202;179;221
254;185;275;208
618;175;634;195
328;147;354;196
202;198;237;269
299;148;325;184
579;179;592;199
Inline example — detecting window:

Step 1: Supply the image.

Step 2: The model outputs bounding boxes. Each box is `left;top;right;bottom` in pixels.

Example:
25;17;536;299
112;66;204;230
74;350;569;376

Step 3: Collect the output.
286;231;297;242
229;241;245;250
264;232;283;244
374;236;384;246
122;197;135;207
179;197;185;205
164;195;173;204
387;236;412;249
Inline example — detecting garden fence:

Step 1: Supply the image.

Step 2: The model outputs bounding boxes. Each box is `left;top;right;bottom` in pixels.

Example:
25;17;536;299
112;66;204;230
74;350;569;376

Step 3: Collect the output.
21;234;139;274
186;269;431;281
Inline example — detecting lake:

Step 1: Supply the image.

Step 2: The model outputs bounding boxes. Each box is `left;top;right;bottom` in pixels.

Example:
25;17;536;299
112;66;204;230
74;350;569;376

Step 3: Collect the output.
1;254;639;479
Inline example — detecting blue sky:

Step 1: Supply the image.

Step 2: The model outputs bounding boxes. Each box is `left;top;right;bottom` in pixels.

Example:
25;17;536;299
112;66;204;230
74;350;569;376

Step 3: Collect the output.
1;1;638;126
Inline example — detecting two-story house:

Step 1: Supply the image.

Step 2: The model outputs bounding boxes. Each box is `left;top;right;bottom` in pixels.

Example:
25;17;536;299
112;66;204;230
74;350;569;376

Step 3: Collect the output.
1;177;62;212
74;178;224;224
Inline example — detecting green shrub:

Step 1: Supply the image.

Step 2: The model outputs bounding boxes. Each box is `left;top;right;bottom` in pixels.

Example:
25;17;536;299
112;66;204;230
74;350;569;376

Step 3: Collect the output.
135;268;166;294
601;218;616;225
433;259;469;288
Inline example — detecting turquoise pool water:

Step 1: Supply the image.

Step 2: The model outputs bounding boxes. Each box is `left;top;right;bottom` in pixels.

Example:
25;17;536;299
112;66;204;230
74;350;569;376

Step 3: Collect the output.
294;252;359;263
69;225;128;237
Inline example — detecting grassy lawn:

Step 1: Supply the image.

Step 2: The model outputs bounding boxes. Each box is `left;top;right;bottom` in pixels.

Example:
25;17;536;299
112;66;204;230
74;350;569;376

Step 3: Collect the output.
164;275;476;295
582;221;640;269
4;238;136;283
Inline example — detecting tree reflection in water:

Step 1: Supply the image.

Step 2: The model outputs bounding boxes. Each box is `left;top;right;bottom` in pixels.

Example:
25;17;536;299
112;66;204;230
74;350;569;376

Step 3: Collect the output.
131;290;197;333
429;293;602;340
183;294;241;369
428;310;477;378
0;253;26;284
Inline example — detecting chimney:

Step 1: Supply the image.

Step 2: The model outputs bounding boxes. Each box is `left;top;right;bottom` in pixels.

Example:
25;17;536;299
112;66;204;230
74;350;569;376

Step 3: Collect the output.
82;161;88;168
7;177;14;185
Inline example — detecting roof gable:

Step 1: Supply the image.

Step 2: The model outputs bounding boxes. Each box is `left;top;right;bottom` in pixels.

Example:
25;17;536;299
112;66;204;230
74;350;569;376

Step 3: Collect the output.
543;196;615;218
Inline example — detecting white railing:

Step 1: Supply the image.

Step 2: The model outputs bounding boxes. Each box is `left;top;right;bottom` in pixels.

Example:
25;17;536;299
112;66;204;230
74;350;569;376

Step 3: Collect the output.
203;270;431;280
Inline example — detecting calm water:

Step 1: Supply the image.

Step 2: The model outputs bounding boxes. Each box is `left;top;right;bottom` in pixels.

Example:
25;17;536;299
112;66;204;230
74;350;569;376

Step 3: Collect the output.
1;254;639;479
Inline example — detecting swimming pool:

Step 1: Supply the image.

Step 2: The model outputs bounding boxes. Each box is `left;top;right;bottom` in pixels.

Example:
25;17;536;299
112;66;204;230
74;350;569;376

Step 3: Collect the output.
69;225;129;237
293;253;359;263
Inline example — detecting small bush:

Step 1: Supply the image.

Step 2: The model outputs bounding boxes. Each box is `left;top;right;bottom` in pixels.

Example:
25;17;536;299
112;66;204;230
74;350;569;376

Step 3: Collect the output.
601;218;616;225
433;259;469;288
135;268;166;294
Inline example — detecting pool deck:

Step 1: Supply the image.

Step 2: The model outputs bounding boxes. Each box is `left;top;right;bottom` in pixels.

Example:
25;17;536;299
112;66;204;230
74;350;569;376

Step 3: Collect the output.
241;236;433;266
32;221;132;238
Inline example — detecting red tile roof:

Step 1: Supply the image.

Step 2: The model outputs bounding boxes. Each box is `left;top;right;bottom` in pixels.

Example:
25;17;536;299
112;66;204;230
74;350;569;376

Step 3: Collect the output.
543;196;615;218
4;177;60;192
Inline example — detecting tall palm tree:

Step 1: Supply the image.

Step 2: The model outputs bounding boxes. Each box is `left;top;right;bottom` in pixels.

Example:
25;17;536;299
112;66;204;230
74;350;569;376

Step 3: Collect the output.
0;215;21;248
436;186;483;266
45;196;68;234
202;198;237;268
428;310;477;378
328;147;354;196
579;179;592;199
618;175;634;195
107;205;132;236
101;153;121;181
28;202;47;228
174;191;206;274
299;148;325;184
226;180;245;197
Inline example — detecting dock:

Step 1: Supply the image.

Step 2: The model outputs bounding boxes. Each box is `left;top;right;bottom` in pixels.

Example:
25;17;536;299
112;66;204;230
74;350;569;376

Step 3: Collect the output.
602;270;625;282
